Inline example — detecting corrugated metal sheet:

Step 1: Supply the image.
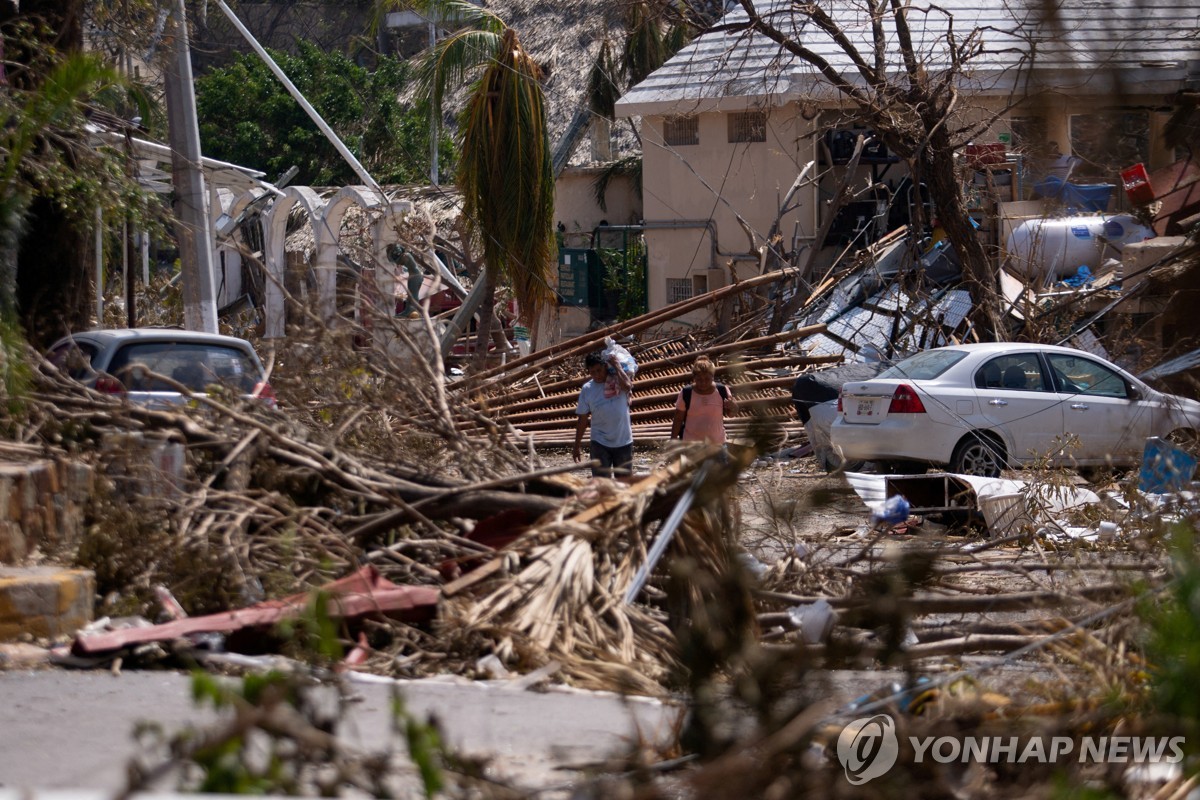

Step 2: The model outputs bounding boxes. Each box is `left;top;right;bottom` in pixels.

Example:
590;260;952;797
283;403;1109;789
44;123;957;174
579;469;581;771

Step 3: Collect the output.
617;0;1196;116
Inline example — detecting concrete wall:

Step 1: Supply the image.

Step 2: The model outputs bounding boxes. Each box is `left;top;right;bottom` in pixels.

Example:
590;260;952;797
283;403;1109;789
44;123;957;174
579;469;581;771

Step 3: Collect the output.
554;170;642;249
633;91;1184;319
640;105;818;321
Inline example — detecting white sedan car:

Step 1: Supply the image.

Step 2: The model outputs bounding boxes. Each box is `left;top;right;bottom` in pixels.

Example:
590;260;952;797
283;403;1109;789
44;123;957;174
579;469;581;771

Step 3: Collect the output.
830;342;1200;477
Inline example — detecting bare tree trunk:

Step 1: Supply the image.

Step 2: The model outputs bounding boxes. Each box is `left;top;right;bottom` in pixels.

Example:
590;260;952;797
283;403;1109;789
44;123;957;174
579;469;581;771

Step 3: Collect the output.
471;272;497;369
921;125;1005;341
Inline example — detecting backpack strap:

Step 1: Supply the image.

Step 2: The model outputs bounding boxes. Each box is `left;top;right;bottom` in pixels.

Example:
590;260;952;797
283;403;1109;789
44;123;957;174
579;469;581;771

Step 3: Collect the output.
716;382;728;400
679;386;692;439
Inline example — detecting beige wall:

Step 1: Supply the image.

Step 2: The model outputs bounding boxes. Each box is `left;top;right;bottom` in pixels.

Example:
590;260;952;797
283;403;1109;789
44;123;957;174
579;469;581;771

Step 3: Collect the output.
554;170;642;249
640;106;819;314
633;92;1182;317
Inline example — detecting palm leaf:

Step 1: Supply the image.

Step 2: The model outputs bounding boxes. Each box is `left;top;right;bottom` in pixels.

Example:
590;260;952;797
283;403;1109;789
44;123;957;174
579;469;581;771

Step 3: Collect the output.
622;1;668;87
593;156;642;213
413;29;503;115
401;0;504;34
587;39;621;119
457;27;556;316
4;54;119;187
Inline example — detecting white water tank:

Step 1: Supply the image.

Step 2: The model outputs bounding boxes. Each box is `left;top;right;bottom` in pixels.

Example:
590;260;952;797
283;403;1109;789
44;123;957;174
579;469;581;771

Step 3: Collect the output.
1004;214;1154;280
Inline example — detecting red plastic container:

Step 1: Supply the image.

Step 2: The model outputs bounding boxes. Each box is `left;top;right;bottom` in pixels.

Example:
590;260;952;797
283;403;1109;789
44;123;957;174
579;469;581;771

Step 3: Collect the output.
966;143;1006;169
1121;163;1155;205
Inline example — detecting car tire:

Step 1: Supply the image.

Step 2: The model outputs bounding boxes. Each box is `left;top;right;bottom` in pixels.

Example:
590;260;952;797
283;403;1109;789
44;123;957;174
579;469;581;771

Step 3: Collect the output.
950;433;1006;478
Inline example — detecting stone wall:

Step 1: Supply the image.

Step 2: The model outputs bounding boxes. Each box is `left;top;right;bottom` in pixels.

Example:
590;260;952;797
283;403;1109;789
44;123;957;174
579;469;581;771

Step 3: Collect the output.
0;460;93;565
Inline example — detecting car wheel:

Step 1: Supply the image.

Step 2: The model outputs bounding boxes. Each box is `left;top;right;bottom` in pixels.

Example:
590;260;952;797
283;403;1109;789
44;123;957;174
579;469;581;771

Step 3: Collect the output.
950;433;1006;478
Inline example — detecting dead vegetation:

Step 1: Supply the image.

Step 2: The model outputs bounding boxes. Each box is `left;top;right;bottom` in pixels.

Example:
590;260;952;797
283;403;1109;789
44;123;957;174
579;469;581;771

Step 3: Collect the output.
4;241;1199;796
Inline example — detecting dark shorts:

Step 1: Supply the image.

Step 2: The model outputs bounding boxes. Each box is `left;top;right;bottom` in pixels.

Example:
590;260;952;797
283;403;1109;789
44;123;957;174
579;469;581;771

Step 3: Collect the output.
590;441;633;478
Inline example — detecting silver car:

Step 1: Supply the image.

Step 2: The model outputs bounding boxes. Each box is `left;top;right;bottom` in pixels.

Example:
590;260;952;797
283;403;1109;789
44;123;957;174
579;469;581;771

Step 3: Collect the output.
48;328;273;407
831;342;1200;477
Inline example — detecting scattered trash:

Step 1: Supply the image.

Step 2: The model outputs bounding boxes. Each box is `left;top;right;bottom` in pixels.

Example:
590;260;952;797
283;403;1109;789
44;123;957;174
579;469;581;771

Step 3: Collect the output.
787;599;835;644
1059;264;1094;288
737;551;769;580
476;653;511;680
870;494;911;528
852;472;1102;536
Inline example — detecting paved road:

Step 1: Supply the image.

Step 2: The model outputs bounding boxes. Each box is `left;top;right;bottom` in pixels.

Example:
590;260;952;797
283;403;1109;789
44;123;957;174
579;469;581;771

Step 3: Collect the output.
0;668;680;794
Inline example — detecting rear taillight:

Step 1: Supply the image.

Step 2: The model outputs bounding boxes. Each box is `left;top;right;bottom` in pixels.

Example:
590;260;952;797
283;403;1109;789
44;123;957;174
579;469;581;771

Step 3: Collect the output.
252;381;277;407
888;384;926;413
94;376;125;396
837;390;843;413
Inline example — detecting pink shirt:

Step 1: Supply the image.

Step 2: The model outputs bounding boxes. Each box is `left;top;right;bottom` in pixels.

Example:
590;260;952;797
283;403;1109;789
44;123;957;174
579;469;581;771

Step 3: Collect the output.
676;388;727;444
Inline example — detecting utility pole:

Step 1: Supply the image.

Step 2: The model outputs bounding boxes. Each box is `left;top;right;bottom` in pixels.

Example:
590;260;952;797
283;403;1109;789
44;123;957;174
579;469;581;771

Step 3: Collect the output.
163;0;218;332
429;19;438;186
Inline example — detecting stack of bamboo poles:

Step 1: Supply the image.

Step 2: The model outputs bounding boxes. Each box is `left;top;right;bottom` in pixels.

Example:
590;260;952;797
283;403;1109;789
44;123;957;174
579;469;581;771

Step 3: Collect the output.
462;324;840;447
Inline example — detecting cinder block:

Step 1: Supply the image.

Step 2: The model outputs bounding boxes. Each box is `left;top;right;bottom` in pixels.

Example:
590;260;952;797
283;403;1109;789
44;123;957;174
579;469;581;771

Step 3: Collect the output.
0;567;94;640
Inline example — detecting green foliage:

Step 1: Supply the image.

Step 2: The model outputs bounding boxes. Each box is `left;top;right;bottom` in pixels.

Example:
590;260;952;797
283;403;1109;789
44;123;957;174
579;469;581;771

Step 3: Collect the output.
621;1;691;87
393;694;446;798
0;317;32;417
275;590;345;666
1143;524;1200;752
599;234;647;320
195;42;452;186
185;670;306;795
587;39;622;119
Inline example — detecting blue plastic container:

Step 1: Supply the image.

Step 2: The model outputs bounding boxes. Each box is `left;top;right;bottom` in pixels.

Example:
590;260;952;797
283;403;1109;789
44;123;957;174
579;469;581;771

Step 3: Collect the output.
1138;437;1197;494
1033;175;1115;212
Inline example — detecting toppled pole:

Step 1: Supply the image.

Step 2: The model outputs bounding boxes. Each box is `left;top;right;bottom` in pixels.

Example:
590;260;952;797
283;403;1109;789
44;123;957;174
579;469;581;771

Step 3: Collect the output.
214;0;383;196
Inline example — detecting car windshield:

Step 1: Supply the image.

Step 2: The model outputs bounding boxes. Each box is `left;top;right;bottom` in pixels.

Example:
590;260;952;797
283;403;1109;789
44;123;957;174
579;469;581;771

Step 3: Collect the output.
878;349;968;381
107;342;261;393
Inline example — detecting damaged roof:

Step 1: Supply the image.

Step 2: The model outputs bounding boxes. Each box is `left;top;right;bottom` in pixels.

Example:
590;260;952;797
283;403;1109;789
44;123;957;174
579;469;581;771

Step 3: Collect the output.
616;0;1200;117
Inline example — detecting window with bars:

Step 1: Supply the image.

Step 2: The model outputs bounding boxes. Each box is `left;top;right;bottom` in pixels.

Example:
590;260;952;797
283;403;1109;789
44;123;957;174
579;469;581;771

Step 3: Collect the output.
728;111;767;143
664;116;699;146
667;278;694;304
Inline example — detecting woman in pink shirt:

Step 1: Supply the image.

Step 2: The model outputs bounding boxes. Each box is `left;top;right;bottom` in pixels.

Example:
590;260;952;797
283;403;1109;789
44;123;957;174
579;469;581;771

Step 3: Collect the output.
671;356;739;444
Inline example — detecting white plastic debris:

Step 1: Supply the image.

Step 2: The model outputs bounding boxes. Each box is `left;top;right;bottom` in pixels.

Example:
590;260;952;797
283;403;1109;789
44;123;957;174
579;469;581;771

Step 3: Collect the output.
787;599;835;644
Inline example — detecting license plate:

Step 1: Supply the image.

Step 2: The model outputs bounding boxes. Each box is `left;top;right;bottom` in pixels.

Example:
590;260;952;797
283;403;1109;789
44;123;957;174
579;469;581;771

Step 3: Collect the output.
856;399;873;416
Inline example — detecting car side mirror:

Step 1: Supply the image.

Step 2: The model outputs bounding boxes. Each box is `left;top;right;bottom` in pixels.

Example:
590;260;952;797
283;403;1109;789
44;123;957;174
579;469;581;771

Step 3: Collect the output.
1127;383;1142;401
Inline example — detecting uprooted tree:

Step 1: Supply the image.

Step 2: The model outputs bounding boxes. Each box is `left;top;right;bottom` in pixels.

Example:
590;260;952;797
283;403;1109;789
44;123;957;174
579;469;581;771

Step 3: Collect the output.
726;0;1046;339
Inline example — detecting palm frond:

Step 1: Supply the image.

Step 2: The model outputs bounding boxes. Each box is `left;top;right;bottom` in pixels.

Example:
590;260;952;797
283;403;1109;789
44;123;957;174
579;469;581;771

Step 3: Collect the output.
587;39;621;119
664;19;693;58
413;29;502;114
457;27;556;317
592;156;642;213
4;53;119;187
402;0;504;35
622;1;668;87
